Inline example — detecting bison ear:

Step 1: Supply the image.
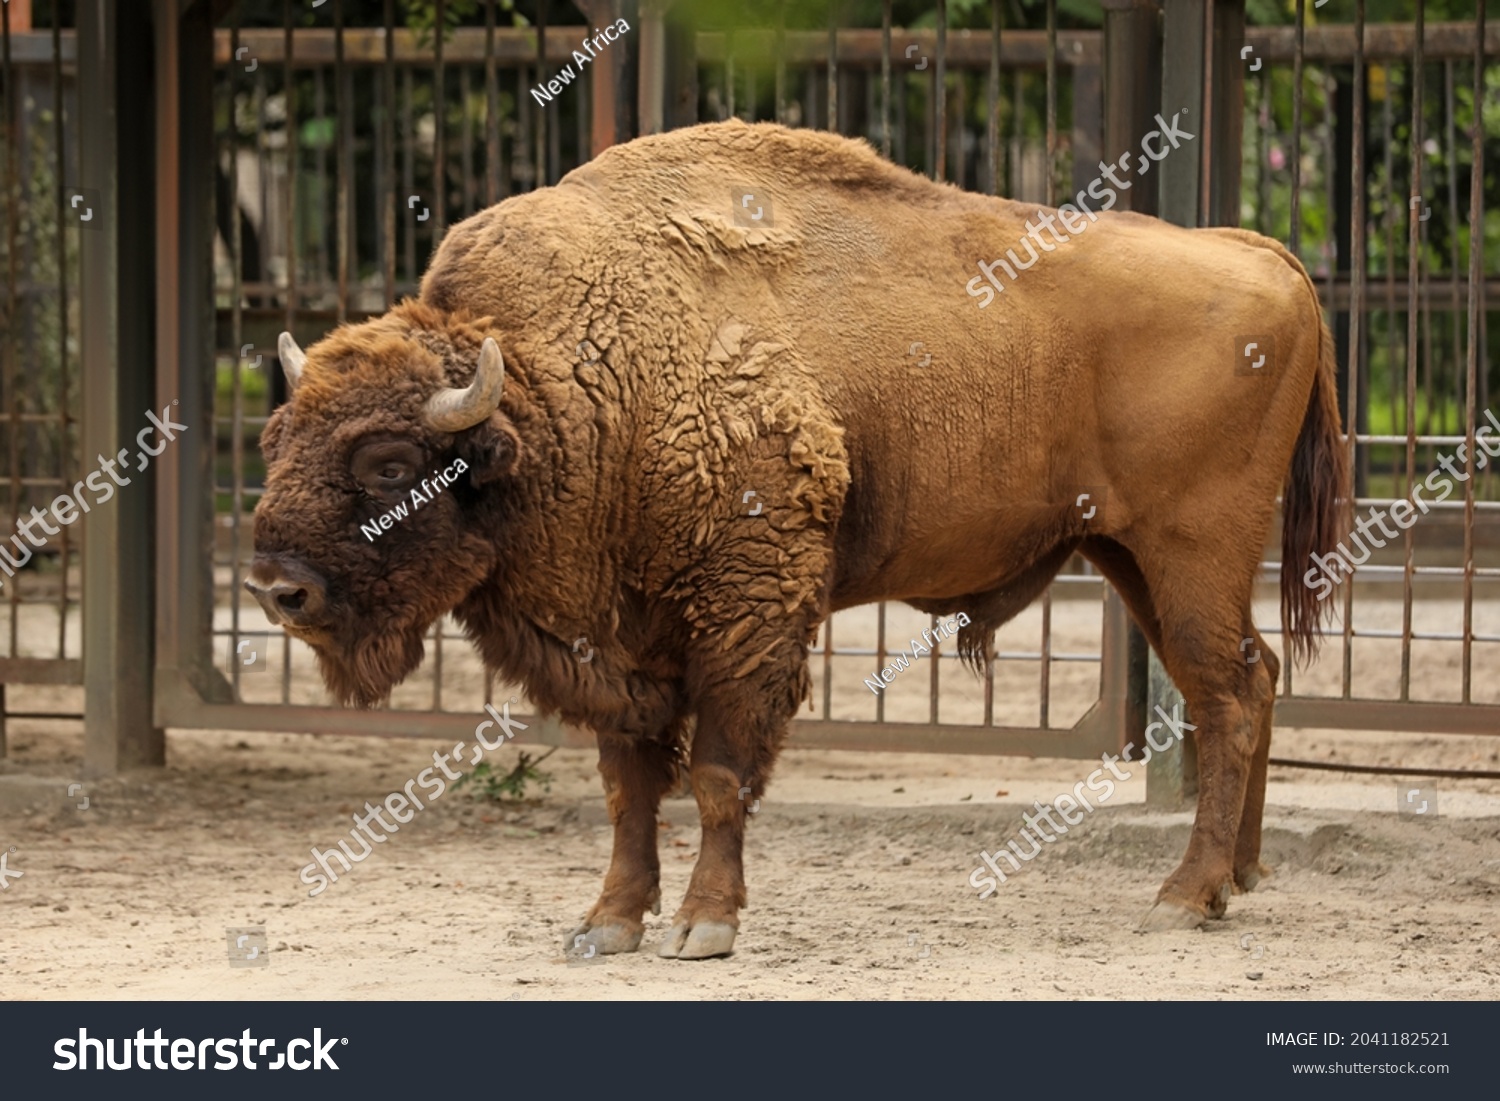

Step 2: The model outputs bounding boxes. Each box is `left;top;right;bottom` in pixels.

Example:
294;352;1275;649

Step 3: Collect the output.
456;411;522;487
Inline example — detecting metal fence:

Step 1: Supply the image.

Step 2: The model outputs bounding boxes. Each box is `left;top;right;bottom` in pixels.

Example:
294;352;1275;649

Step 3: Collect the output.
0;0;1495;776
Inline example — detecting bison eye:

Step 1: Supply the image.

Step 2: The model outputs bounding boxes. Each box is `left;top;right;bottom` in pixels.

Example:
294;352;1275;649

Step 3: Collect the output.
351;439;425;497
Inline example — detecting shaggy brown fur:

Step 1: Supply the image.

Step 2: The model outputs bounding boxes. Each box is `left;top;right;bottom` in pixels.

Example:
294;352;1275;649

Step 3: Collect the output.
250;120;1348;956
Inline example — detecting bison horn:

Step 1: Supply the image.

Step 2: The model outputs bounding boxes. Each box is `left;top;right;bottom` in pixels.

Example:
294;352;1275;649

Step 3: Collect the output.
423;337;506;432
278;331;306;392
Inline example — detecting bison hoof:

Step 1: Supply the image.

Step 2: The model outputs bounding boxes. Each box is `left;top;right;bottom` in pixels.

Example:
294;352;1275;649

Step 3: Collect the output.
657;920;736;960
1137;898;1207;932
1234;861;1273;893
564;920;643;957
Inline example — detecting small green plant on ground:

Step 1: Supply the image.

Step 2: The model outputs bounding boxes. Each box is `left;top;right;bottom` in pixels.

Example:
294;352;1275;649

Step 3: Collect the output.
455;747;558;802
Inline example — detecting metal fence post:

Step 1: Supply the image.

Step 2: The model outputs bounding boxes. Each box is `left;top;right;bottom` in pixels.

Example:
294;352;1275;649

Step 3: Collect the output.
1101;0;1162;217
1132;0;1212;806
637;0;668;135
1099;0;1185;800
78;0;161;773
153;0;230;728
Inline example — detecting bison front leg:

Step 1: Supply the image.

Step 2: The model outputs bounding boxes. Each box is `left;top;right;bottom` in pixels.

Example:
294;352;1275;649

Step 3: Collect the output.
567;729;682;956
657;687;785;960
658;636;809;960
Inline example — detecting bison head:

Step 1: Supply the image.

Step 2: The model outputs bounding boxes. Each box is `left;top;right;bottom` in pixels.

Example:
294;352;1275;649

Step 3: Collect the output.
246;308;523;707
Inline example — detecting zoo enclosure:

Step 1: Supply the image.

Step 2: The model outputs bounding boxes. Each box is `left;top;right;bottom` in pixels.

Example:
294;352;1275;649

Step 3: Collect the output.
0;1;1495;783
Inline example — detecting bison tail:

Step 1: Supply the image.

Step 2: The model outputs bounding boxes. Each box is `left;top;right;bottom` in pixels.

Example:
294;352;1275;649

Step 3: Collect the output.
1279;314;1350;667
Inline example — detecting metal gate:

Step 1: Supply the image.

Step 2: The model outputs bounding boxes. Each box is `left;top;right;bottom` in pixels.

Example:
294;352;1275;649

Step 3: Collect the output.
0;1;1494;778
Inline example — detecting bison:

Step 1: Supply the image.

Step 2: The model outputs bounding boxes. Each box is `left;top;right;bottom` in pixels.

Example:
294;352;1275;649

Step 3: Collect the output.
247;120;1348;959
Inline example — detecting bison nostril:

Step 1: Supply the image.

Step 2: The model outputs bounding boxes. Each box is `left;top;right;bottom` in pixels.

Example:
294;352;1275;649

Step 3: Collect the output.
246;560;327;626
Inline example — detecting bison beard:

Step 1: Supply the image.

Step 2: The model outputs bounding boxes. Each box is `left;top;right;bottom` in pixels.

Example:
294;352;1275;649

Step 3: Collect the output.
314;629;430;710
249;120;1349;960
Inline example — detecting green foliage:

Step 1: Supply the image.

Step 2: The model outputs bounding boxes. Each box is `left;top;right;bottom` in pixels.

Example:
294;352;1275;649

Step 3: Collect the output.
454;747;558;802
405;0;525;44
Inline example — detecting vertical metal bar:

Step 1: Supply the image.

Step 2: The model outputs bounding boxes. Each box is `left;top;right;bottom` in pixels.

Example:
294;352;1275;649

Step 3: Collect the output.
435;0;447;236
165;0;231;725
1462;0;1486;704
1039;590;1052;729
52;0;70;663
461;66;474;218
279;0;292;330
896;50;906;167
809;67;821;135
1144;0;1203;801
82;0;160;770
1323;73;1337;337
0;0;11;749
383;0;397;308
826;3;837;133
1382;76;1398;496
254;64;268;298
1100;589;1135;760
952;60;965;190
726;31;735;119
928;616;939;725
585;0;619;157
1198;0;1213;227
1420;192;1433;439
983;640;994;728
1011;69;1022;198
373;35;386;302
773;1;785;125
1044;0;1055;205
1340;0;1365;702
864;57;876;136
516;62;532;189
1289;0;1304;255
534;0;546;184
548;57;561;183
1255;69;1268;234
334;0;349;322
881;0;891;155
638;3;665;135
1445;60;1463;437
505;63;517;198
485;0;501;203
402;66;416;278
2;0;19;659
230;15;245;698
314;69;328;293
1400;0;1425;702
1037;0;1060;723
1160;0;1205;253
1101;0;1161;217
820;619;832;720
577;59;588;169
282;0;297;703
986;0;999;195
1208;2;1248;227
935;0;946;181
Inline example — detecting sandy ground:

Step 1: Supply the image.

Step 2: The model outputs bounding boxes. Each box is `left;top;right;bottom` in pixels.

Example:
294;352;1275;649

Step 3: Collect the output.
1;583;1497;1000
2;714;1498;1001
